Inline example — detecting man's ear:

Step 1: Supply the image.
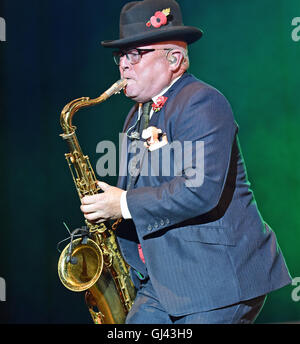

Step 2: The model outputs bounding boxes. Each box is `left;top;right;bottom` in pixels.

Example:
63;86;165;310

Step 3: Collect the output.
167;55;177;64
167;50;185;71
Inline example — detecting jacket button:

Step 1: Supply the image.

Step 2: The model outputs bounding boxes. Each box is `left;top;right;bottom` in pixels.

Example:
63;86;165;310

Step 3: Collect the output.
160;219;164;226
154;222;159;228
147;224;152;231
165;218;170;224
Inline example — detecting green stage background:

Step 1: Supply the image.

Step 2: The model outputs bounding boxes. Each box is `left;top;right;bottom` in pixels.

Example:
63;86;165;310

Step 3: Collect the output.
0;0;299;323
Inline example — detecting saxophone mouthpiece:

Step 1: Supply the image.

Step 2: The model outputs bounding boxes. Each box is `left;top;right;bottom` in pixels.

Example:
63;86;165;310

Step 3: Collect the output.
105;79;128;97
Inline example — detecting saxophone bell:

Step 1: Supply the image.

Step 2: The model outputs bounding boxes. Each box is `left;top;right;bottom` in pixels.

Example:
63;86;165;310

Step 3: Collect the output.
58;237;104;292
58;226;104;292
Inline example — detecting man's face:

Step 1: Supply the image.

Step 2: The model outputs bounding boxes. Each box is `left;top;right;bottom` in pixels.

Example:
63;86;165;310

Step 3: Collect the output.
119;44;172;103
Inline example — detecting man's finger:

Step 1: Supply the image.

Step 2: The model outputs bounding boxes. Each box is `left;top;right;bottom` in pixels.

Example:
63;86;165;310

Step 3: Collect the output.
97;181;110;192
80;203;98;214
81;193;104;205
84;211;104;222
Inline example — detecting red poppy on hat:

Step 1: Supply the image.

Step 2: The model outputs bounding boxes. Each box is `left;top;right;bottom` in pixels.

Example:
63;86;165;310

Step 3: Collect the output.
146;8;171;28
146;8;170;28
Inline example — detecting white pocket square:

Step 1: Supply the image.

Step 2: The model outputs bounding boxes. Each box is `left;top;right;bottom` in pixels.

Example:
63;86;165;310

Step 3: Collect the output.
142;126;168;151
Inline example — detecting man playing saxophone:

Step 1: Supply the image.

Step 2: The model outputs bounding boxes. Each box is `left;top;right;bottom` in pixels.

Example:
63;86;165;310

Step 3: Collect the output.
80;0;291;324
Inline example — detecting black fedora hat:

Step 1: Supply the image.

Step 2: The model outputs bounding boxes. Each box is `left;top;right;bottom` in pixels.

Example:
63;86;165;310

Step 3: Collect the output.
101;0;203;49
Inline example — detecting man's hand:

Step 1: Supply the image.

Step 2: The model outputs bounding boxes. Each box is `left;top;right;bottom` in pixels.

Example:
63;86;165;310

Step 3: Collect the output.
80;182;123;223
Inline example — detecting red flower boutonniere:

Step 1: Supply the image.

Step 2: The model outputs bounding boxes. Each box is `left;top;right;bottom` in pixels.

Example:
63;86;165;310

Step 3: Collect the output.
146;8;171;28
152;96;168;112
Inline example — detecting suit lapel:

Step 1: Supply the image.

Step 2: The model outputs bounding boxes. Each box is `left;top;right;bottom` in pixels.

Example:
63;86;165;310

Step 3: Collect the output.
119;73;193;189
129;73;191;187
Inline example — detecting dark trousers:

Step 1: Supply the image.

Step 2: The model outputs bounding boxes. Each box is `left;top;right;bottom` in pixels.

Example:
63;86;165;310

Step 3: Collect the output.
126;278;266;324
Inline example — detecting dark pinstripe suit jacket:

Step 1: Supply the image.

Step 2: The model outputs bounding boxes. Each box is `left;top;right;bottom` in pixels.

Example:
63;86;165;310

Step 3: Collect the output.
116;72;291;316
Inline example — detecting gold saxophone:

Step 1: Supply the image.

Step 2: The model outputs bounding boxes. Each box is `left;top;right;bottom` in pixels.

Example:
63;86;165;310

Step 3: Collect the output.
57;79;136;324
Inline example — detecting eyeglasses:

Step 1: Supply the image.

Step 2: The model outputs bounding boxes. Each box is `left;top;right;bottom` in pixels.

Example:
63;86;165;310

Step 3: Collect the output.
113;48;172;66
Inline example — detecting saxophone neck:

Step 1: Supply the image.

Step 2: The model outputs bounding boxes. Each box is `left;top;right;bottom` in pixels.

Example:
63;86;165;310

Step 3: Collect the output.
60;79;127;136
60;96;91;136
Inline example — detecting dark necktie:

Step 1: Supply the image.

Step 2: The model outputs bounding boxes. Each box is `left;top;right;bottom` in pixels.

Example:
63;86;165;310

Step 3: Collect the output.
139;101;153;134
129;101;153;266
126;101;152;191
137;102;153;265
